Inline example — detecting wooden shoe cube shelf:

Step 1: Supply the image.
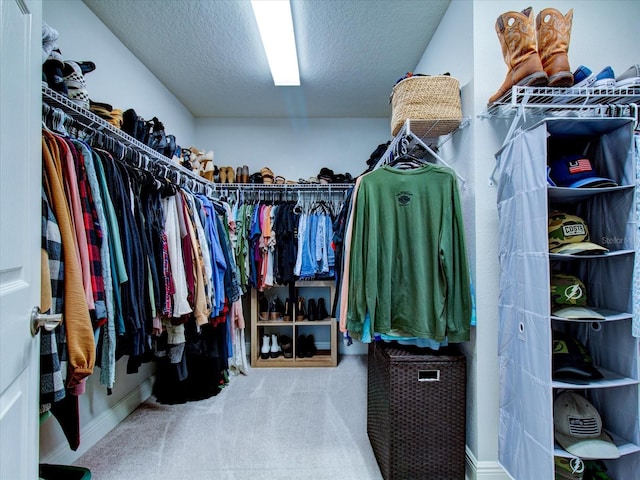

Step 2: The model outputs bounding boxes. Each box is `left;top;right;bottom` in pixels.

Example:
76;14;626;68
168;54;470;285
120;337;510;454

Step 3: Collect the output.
250;280;338;367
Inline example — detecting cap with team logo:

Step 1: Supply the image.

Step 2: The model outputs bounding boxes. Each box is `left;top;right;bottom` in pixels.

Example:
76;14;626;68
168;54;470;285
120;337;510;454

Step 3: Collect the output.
548;211;608;255
554;391;620;459
548;155;618;188
552;329;603;382
551;274;605;320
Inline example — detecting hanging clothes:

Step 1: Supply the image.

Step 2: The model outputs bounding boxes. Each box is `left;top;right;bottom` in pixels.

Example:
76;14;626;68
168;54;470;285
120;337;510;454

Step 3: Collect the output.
42;103;249;416
344;164;472;344
42;131;96;387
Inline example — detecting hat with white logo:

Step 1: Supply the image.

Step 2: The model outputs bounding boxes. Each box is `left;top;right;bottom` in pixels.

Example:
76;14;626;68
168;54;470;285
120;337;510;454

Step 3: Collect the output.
548;211;608;255
550;274;605;320
554;391;620;459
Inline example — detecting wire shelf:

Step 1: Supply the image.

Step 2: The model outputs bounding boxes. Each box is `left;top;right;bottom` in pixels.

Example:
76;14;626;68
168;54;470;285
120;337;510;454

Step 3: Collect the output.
42;87;354;195
486;85;640;118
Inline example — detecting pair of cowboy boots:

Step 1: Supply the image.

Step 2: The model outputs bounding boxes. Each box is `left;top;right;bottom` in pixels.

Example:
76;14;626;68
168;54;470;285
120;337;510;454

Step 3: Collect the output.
488;7;573;104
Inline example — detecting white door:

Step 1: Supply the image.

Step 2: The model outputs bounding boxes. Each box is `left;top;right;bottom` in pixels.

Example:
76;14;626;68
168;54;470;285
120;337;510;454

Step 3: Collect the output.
0;1;43;479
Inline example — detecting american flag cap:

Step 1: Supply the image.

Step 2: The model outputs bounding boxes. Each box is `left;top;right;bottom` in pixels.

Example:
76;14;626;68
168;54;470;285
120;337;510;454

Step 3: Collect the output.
549;154;617;188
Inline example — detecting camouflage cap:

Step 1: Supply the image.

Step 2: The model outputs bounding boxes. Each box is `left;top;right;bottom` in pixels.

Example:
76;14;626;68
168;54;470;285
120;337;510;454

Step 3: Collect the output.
550;274;605;320
551;274;587;306
548;211;608;255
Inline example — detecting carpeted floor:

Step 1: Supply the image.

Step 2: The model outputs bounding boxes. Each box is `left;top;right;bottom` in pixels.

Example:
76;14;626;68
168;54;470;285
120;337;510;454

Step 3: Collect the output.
74;355;384;480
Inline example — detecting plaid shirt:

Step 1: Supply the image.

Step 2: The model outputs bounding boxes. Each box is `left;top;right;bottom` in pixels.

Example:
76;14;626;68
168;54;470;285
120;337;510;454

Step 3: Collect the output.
66;139;107;327
40;190;66;407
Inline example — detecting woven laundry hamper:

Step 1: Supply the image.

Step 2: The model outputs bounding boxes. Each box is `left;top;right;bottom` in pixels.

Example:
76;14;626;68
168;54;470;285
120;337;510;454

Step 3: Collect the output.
390;75;462;137
367;342;466;480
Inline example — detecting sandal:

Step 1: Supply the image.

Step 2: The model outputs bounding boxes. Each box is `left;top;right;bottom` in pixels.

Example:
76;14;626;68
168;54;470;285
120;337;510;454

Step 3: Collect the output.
260;167;275;184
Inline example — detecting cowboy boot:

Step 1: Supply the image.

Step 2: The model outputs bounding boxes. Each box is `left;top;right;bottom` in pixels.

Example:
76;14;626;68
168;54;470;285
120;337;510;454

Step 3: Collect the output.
536;8;573;87
488;7;547;104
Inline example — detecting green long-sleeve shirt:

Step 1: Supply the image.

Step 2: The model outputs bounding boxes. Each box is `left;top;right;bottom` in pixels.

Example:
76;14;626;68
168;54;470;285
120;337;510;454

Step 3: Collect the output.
346;164;471;343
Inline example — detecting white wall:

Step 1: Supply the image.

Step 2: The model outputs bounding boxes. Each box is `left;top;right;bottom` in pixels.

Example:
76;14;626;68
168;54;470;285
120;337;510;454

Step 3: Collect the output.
42;0;195;145
194;117;389;183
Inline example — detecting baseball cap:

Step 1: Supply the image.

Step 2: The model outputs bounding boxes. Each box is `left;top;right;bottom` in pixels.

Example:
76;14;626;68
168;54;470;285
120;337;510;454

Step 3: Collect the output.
554;391;620;459
552;329;603;382
548;155;617;188
550;274;605;320
548;211;608;255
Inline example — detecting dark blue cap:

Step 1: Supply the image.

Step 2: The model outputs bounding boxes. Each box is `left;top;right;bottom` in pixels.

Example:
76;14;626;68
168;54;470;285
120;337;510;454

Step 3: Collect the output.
548;155;617;188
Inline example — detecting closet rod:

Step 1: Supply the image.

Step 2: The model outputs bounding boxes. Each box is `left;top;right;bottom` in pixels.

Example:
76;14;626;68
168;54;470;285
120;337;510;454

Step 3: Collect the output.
42;87;210;193
211;183;353;192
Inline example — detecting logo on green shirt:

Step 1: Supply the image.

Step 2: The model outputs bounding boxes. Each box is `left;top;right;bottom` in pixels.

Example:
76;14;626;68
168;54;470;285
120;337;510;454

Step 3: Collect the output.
396;191;413;206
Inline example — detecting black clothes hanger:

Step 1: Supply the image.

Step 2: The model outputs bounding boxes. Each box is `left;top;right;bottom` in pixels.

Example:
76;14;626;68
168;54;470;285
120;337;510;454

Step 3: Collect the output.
387;151;428;170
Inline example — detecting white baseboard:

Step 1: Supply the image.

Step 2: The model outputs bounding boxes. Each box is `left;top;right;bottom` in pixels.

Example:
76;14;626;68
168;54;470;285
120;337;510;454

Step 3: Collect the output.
39;375;155;466
466;447;512;480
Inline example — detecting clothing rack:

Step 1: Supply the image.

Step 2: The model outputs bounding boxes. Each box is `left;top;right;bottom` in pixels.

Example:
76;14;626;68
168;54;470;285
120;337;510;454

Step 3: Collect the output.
212;182;352;201
373;118;469;188
43;87;356;202
43;87;213;195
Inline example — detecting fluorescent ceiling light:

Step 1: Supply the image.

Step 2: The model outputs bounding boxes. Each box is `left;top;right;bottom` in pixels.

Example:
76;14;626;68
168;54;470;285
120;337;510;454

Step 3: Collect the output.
251;0;300;86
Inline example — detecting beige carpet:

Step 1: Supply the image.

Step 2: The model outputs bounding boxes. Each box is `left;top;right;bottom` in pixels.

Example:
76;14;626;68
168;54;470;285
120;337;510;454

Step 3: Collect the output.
74;355;383;480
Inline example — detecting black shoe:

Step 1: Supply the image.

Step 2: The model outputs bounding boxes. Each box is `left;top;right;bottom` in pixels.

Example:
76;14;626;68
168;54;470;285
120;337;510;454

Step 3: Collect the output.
280;335;293;358
297;334;308;358
307;298;317;321
296;297;306;321
269;296;284;320
259;296;269;321
306;334;317;357
317;298;329;319
283;298;293;321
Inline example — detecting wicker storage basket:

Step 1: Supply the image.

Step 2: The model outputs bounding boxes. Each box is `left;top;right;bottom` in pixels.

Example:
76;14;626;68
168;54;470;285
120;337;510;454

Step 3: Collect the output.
367;342;466;480
390;75;462;137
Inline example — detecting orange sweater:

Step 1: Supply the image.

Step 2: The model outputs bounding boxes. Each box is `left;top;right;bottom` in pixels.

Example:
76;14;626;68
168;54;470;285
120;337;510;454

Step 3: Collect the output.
42;132;95;386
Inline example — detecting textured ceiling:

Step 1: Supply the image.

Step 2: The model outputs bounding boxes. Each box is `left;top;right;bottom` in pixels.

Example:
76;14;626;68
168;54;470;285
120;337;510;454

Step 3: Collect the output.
82;0;451;119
